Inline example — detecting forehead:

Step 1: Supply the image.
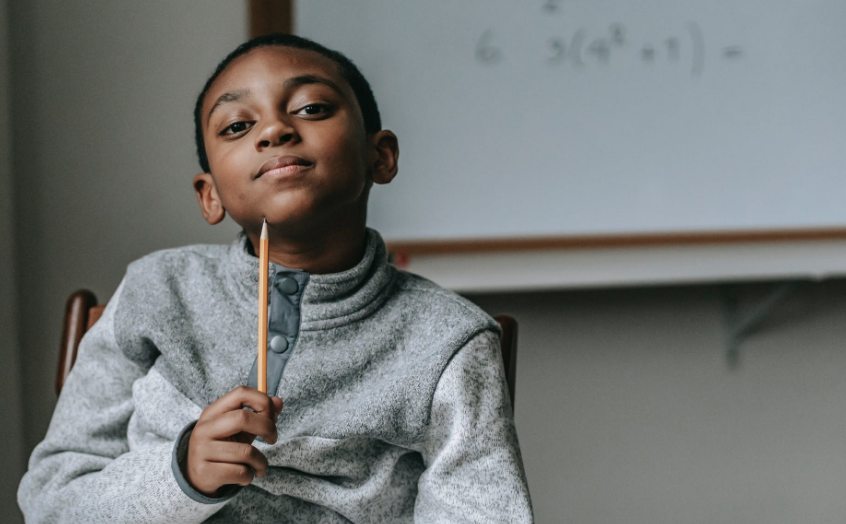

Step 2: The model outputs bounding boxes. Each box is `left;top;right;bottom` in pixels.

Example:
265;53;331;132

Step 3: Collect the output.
203;46;353;119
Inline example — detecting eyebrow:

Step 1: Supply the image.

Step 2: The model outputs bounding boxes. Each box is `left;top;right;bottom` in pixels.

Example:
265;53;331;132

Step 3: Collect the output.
206;89;251;125
282;74;344;96
205;75;345;127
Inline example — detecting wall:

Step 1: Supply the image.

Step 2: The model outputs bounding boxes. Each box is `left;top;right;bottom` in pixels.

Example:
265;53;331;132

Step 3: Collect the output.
469;281;846;524
7;0;246;475
0;0;25;521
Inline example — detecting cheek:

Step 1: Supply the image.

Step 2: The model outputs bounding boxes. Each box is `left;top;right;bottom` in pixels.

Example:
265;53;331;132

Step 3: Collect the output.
209;147;252;204
211;141;245;170
319;128;369;175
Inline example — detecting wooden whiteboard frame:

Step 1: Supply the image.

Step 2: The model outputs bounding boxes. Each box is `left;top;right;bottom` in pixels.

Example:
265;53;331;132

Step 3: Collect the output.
389;234;846;293
386;228;846;255
249;0;294;38
387;230;846;292
250;2;846;291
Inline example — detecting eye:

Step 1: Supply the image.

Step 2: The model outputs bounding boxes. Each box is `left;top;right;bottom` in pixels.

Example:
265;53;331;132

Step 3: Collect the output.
221;121;254;136
295;104;331;117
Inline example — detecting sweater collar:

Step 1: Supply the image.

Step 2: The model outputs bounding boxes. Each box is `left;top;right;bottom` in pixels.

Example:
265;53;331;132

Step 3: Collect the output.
224;228;394;330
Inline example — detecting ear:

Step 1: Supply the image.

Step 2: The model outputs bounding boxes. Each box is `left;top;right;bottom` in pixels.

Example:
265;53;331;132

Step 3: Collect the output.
369;130;399;185
193;173;226;225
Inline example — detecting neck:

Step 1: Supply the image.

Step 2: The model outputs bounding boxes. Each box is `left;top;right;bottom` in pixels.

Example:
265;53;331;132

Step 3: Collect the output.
245;213;368;275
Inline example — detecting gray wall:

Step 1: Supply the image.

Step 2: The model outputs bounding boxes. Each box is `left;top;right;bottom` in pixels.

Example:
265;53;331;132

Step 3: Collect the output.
6;2;846;524
0;0;25;521
6;1;246;519
8;0;245;455
469;283;846;524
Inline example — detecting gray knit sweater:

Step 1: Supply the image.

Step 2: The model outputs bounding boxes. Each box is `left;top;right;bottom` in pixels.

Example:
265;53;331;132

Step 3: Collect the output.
18;229;533;523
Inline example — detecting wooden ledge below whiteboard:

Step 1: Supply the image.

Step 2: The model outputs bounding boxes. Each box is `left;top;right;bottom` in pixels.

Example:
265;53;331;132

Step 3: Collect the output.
386;229;846;293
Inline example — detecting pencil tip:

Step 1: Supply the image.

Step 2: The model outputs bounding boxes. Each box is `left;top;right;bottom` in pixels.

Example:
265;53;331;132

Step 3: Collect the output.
261;219;268;239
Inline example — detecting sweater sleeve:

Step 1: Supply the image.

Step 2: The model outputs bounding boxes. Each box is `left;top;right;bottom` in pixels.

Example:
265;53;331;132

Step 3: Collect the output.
17;279;231;523
415;329;534;523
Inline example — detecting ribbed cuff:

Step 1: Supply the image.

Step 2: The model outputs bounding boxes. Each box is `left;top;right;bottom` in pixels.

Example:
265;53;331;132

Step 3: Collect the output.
171;419;242;504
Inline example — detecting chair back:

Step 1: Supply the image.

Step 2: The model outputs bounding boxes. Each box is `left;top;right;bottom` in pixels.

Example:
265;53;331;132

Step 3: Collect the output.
58;291;519;408
57;290;100;395
493;315;518;407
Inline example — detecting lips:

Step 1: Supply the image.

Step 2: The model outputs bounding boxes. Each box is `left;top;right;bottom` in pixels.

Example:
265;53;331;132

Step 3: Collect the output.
256;155;313;178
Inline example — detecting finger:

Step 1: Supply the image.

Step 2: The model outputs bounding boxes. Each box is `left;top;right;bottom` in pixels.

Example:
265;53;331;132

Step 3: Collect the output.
206;441;270;478
202;386;277;420
206;462;257;487
229;432;256;445
205;408;278;443
270;396;283;419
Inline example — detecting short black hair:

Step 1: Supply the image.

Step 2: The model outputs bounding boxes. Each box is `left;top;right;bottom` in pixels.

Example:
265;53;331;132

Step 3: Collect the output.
193;33;382;173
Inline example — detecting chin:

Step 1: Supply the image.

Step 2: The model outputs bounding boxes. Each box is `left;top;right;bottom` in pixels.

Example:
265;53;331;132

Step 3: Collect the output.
263;205;320;230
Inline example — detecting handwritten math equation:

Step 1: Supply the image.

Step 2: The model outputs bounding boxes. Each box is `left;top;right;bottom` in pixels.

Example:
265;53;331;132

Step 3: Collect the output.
475;2;746;79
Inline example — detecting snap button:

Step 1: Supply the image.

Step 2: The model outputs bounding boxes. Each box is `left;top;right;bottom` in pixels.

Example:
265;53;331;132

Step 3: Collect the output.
278;277;299;294
269;335;288;353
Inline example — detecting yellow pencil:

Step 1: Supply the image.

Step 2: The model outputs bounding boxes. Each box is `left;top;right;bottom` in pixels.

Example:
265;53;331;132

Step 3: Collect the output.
257;218;269;394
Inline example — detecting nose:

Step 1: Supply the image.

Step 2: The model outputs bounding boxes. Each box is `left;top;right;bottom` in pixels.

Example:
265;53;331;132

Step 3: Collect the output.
254;114;298;150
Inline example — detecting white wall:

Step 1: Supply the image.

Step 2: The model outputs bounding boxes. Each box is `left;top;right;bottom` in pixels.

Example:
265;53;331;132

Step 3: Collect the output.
0;0;25;521
297;1;846;242
7;0;246;484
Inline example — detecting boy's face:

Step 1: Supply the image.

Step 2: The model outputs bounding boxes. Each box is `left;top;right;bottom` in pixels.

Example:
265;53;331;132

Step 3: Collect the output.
194;46;397;237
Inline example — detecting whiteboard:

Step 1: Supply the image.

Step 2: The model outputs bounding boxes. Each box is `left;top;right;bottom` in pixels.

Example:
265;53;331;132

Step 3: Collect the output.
297;1;846;242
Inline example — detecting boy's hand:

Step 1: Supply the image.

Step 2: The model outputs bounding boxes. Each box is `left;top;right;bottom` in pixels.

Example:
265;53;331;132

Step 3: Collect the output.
185;386;284;497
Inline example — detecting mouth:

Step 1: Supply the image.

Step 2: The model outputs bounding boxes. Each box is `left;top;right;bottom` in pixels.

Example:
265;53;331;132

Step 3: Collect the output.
256;155;314;179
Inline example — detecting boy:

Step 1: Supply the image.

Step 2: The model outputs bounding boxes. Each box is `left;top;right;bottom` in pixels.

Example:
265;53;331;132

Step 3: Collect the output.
18;34;533;523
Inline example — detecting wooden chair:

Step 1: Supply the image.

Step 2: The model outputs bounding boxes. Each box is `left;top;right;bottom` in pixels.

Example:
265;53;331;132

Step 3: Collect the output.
58;290;519;407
